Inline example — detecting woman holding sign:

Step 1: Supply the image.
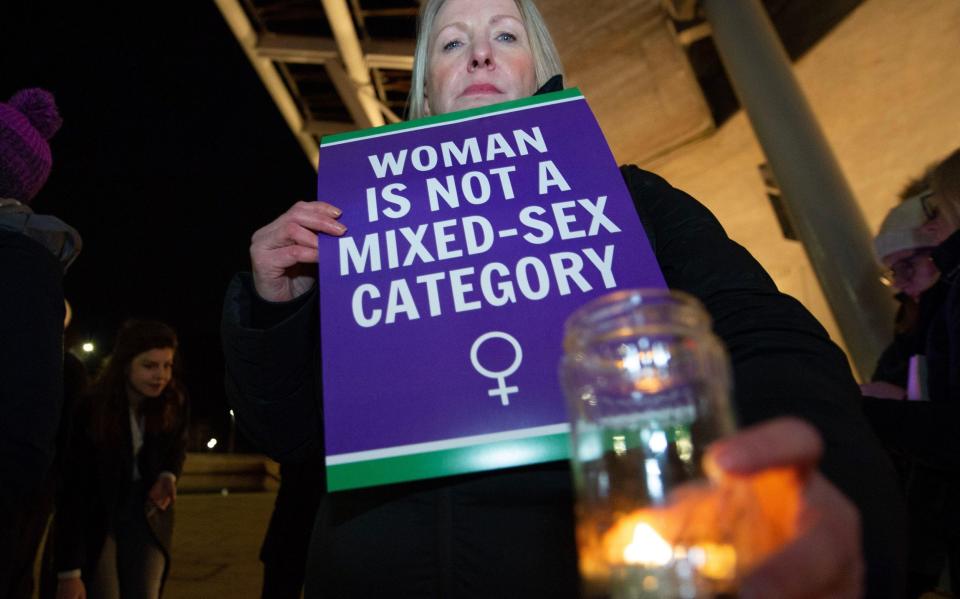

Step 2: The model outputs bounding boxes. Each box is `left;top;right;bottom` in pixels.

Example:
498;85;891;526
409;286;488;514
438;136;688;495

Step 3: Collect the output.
222;0;904;597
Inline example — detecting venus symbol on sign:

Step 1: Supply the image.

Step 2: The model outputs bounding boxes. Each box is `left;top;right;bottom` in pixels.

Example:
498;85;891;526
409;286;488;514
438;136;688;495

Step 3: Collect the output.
469;331;523;406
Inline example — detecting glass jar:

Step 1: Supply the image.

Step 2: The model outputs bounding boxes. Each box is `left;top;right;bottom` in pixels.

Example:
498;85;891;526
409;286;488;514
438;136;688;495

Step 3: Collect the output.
561;289;747;599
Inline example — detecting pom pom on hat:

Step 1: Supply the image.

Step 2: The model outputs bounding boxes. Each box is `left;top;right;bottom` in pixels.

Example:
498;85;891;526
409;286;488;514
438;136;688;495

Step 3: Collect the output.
0;87;62;203
873;192;940;262
9;88;62;140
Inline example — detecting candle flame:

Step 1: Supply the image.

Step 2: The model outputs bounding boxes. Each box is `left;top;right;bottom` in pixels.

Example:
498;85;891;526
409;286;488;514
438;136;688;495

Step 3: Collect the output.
623;522;673;566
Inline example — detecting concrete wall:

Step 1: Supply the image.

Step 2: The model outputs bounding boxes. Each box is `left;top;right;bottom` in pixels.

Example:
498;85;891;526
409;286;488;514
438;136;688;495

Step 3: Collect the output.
635;0;960;372
179;453;279;493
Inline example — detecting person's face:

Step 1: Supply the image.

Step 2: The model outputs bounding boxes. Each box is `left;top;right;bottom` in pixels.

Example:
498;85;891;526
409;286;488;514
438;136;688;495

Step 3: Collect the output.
425;0;537;116
882;248;939;301
127;347;174;400
919;191;956;245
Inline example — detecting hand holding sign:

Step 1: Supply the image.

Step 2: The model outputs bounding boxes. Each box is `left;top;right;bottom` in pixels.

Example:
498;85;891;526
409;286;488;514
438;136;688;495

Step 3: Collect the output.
250;200;346;302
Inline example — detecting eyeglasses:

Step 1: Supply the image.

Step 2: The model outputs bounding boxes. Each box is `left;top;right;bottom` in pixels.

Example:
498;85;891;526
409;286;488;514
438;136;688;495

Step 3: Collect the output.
880;249;934;287
918;189;939;221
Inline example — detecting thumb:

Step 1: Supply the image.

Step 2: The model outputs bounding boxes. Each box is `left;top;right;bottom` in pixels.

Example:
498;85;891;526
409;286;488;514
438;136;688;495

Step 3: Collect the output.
708;417;822;476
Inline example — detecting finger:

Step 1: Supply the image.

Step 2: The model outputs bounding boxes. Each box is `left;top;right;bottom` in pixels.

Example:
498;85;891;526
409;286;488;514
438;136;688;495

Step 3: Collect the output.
312;200;342;218
741;476;862;599
253;215;345;252
267;201;345;235
272;199;342;220
281;202;347;237
252;218;344;252
252;226;324;272
270;220;322;251
254;245;320;276
283;244;321;264
709;417;823;475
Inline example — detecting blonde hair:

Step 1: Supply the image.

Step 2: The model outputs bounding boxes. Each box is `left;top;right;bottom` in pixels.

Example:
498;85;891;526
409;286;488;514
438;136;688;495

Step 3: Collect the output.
407;0;564;120
931;147;960;231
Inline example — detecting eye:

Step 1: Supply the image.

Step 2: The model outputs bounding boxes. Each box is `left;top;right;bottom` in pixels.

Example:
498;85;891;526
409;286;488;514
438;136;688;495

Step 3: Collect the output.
442;39;462;52
496;32;517;43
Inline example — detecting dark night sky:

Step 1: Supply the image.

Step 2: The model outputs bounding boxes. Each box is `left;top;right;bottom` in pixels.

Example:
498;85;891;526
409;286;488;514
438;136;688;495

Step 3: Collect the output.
2;0;317;448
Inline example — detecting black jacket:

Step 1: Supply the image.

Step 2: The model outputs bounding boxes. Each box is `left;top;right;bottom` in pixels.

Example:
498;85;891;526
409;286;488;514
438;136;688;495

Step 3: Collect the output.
927;229;960;402
0;198;81;521
0;200;80;591
0;230;64;518
222;167;907;598
54;395;188;580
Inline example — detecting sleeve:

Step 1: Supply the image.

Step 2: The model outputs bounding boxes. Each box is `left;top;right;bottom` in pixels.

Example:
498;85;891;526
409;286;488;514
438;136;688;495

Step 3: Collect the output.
158;398;189;479
946;286;960;399
861;398;960;471
220;272;323;462
0;232;64;517
621;165;908;597
931;229;960;399
54;401;96;573
869;336;910;387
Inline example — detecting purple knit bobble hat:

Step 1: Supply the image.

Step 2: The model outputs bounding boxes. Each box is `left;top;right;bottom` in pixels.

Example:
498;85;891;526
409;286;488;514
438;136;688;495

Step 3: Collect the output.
0;88;63;203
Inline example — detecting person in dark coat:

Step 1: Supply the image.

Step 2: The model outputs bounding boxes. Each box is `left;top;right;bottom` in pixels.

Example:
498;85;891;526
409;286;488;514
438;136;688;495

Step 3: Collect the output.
919;147;960;403
36;349;90;599
222;1;906;597
0;87;82;599
862;190;942;400
861;178;960;596
259;453;325;599
55;320;189;599
882;146;960;595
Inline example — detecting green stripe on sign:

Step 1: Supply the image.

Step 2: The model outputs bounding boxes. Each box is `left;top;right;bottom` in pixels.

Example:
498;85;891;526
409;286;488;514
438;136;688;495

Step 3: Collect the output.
326;432;571;491
320;87;583;146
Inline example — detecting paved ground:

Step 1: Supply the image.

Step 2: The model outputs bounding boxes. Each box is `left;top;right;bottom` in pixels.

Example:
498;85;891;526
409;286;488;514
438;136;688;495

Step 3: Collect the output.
165;491;277;598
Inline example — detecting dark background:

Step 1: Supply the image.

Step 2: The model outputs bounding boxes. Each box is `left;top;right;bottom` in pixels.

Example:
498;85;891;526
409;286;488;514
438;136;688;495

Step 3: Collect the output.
2;0;316;450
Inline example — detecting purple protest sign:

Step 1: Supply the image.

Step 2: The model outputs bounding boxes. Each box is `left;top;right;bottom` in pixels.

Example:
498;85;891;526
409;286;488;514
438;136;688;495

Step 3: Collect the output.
318;89;665;491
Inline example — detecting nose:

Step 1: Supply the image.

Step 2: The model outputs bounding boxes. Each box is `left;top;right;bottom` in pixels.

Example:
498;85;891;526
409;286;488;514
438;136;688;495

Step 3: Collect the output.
468;39;494;71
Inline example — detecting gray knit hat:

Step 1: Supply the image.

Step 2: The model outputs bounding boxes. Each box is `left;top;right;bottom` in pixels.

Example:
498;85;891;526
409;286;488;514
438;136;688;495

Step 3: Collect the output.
873;192;939;262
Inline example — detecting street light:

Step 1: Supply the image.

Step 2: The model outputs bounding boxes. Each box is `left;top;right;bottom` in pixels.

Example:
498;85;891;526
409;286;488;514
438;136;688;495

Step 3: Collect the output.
207;438;218;450
228;410;236;453
81;342;95;353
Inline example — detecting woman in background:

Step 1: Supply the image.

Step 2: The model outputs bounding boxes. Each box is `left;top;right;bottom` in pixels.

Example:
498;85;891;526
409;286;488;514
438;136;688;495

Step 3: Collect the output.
56;320;188;599
919;147;960;402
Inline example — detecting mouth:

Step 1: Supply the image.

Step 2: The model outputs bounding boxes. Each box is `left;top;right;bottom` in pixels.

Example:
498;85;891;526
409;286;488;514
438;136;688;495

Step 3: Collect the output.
460;83;502;97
